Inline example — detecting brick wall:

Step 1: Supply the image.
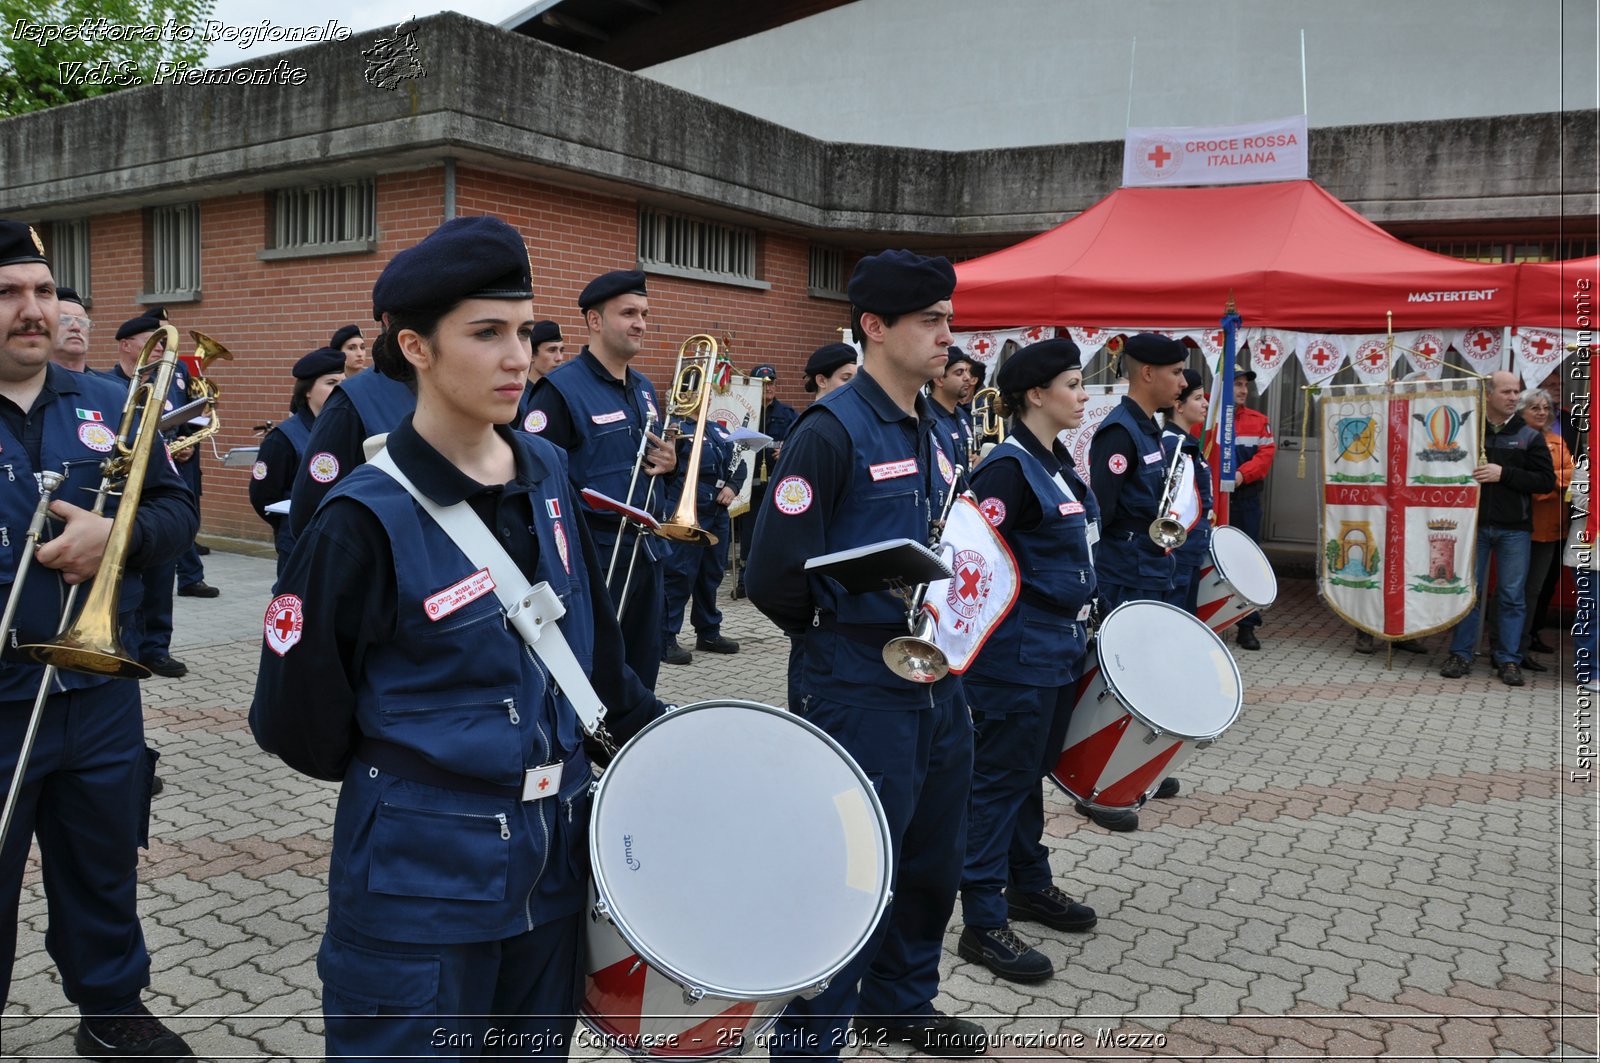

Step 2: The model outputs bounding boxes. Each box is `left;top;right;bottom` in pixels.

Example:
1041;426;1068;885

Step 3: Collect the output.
69;163;862;544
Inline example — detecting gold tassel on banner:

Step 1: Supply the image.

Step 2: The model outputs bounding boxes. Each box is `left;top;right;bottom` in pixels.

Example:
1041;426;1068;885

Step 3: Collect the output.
1298;385;1317;479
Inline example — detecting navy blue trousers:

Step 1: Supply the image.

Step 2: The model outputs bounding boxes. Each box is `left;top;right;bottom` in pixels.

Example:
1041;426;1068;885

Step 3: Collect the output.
0;680;155;1010
133;560;176;661
173;451;205;589
319;914;579;1060
772;693;972;1061
959;680;1076;928
596;526;664;691
661;506;732;643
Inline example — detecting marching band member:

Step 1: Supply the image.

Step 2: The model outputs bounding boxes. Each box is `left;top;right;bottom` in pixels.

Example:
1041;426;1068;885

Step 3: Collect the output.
1082;332;1188;832
956;338;1099;984
248;347;345;577
251;217;661;1060
514;319;567;428
927;345;977;465
659;406;746;664
748;249;984;1058
330;323;368;375
1163;368;1212;615
523;270;677;689
0;220;198;1059
732;363;796;600
803;341;857;397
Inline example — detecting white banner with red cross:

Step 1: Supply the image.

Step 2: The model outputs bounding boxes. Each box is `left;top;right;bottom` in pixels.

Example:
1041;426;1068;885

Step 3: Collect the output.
1122;115;1309;187
922;494;1020;674
1318;381;1482;638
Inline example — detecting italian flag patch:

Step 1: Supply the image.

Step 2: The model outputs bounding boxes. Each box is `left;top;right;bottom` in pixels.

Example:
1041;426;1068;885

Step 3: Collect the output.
76;408;103;421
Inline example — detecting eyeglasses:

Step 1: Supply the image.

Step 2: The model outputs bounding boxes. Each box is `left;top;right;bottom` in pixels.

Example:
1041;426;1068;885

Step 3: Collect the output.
59;315;92;330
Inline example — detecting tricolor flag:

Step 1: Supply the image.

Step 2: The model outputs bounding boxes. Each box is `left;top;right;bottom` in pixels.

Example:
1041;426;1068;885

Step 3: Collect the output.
545;498;561;519
76;408;103;421
712;353;734;393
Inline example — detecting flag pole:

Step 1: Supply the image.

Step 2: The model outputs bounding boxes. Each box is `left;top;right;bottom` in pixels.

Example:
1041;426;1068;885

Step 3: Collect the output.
1215;293;1242;526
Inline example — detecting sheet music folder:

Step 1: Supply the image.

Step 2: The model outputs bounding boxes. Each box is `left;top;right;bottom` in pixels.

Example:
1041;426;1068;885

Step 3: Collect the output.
804;538;951;595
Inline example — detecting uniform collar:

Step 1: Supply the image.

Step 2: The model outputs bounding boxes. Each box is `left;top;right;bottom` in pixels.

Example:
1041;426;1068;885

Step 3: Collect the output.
387;415;552;507
43;362;87;398
576;346;634;388
1119;395;1160;434
852;367;939;426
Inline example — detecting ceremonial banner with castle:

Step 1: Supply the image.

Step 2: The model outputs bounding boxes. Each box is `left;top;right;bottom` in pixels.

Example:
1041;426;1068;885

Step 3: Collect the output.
1318;380;1482;638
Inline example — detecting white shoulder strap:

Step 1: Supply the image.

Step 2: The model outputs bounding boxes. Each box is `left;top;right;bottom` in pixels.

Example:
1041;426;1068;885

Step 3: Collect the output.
368;448;606;735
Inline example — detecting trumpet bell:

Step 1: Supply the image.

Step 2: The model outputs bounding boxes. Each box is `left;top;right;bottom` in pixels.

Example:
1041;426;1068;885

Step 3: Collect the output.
1149;517;1187;551
883;609;949;683
22;628;151;680
655;521;719;546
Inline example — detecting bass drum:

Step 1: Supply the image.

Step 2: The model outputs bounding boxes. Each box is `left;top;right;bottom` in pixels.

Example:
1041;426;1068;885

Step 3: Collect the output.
582;700;892;1058
1195;525;1278;634
1052;600;1242;810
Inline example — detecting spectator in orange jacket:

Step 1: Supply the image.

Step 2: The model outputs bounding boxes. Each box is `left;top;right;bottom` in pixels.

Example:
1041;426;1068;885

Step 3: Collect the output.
1518;387;1575;670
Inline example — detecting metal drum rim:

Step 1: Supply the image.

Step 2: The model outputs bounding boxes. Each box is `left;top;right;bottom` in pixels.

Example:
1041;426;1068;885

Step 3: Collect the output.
576;1002;784;1060
588;698;895;1000
1094;599;1244;741
1209;525;1279;608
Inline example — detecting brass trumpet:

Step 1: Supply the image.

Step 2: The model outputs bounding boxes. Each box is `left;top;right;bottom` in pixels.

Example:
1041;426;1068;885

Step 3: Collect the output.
971;387;1005;446
1149;437;1188;551
883;470;967;684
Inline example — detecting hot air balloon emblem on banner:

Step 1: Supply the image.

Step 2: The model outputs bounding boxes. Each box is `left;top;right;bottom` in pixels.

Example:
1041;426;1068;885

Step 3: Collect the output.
1319;382;1481;640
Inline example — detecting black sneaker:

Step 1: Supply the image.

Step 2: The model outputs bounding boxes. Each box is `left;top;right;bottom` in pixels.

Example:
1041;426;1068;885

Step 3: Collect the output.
695;634;740;654
1499;662;1525;687
1074;801;1138;832
1236;626;1261;651
957;925;1053;982
730;581;747;601
1393;638;1429;654
1519;655;1548;673
661;641;692;666
1439;654;1471;679
177;581;220;598
141;655;188;679
1006;885;1097;932
151;775;165;797
855;1011;987;1057
1154;776;1181;799
76;1004;194;1060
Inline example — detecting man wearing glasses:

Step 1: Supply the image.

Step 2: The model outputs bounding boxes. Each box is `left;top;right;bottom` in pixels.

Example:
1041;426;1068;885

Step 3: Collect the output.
51;286;96;374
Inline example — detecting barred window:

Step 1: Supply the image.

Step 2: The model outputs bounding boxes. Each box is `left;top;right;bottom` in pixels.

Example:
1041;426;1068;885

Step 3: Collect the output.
272;180;377;251
808;246;847;298
51;219;91;300
1412;237;1598;263
150;203;200;296
638;207;757;281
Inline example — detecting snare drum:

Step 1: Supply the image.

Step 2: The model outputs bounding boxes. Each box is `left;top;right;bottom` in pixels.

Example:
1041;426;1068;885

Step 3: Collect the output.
583;700;893;1059
1194;525;1279;634
1052;601;1242;810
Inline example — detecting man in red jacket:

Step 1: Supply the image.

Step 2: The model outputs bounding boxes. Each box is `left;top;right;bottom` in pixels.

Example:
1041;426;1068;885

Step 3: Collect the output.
1229;369;1274;650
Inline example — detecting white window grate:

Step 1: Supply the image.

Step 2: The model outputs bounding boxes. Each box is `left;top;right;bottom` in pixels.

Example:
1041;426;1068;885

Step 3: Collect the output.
273;180;377;250
150;203;200;295
638;207;756;280
51;219;91;299
808;246;847;296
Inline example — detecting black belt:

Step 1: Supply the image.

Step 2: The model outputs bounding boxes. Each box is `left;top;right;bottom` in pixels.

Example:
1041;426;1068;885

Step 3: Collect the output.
812;615;906;652
357;737;524;800
1017;586;1082;619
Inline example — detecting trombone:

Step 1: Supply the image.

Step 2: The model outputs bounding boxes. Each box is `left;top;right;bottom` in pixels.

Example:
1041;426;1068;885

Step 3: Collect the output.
971;386;1005;462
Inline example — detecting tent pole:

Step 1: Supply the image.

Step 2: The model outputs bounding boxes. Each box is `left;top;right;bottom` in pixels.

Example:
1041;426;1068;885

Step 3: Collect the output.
1126;38;1137;129
1300;30;1308;115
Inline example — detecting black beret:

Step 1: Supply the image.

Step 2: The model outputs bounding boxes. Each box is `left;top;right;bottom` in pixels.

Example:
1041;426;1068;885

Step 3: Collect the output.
531;320;562;346
372;216;533;321
115;314;162;340
804;343;857;392
847;249;956;316
943;346;976;372
579;269;647;312
1122;332;1187;366
293;347;346;380
749;363;777;381
0;220;48;268
55;286;83;307
996;338;1082;394
148;305;169;321
330;324;363;350
1178;368;1206;402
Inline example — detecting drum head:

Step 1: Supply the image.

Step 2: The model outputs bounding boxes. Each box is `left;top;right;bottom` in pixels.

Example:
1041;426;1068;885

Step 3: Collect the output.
1211;526;1278;608
1096;601;1242;740
590;700;892;1000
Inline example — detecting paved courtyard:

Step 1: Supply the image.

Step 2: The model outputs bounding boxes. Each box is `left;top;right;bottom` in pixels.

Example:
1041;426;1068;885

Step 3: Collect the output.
6;546;1597;1060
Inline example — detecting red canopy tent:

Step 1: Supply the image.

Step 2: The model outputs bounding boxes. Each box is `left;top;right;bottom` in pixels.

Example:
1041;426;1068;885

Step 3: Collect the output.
953;180;1534;332
1514;255;1600;328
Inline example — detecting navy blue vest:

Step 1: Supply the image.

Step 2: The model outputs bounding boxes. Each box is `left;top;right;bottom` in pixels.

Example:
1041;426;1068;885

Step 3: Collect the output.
930;401;975;470
266;411;314;561
1095;398;1176;589
322;433;595;941
338;369;415;437
543;352;662;529
801;382;961;704
665;418;739;510
0;374;142;701
967;439;1097;688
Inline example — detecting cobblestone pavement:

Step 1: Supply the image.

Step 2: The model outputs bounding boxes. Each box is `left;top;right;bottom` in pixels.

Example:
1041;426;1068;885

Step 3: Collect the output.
7;547;1597;1060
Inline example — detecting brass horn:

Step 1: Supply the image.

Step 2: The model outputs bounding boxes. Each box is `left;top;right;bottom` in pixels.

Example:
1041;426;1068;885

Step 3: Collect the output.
882;469;967;684
1149;434;1189;551
654;333;721;547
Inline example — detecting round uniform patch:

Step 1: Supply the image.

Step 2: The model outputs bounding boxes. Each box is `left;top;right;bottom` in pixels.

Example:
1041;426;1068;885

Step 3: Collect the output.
773;475;814;516
936;449;955;485
979;496;1006;527
945;548;993;621
553;519;570;574
251;460;268;481
524;409;548;433
307;452;340;484
1107;453;1129;476
264;593;304;656
78;422;116;452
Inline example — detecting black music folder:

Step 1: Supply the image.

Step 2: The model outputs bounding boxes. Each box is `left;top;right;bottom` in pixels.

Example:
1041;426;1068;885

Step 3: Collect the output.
804;538;951;595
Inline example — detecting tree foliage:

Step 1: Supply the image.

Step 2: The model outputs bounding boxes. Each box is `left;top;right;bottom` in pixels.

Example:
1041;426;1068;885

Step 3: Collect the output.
0;0;215;116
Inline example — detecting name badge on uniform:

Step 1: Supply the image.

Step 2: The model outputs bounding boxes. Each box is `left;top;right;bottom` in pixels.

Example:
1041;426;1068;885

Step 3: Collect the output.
869;458;918;481
1086;521;1101;547
423;568;497;621
1143;451;1163;465
1059;500;1084;516
592;410;627;425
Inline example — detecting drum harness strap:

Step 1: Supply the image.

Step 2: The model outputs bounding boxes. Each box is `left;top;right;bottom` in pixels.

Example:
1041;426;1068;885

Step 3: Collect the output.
369;449;619;780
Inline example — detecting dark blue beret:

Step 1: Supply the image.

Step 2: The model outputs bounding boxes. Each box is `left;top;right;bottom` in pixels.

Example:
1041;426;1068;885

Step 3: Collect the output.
578;269;647;312
749;363;777;381
330;324;362;350
0;220;48;268
847;249;956;316
1179;368;1206;402
115;315;162;340
1123;332;1187;366
531;320;562;346
148;305;169;321
996;338;1082;394
293;347;346;380
804;343;857;391
372;216;533;321
55;286;82;307
943;346;975;372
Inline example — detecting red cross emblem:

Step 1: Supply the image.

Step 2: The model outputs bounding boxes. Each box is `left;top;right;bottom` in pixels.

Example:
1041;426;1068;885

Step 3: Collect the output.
1210;329;1225;348
973;338;992;356
1310;345;1335;368
537;777;550;791
1259;339;1280;361
274;611;297;640
1470;331;1495;352
1528;333;1554;357
1416;341;1437;358
958;564;983;602
1147;143;1172;168
264;594;304;656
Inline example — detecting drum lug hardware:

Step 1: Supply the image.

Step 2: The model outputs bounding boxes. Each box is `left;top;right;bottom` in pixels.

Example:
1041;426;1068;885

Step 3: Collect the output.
1142;729;1164;745
682;985;706;1006
799;977;830;999
628;959;644;977
1197;739;1214;750
593;897;610;920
